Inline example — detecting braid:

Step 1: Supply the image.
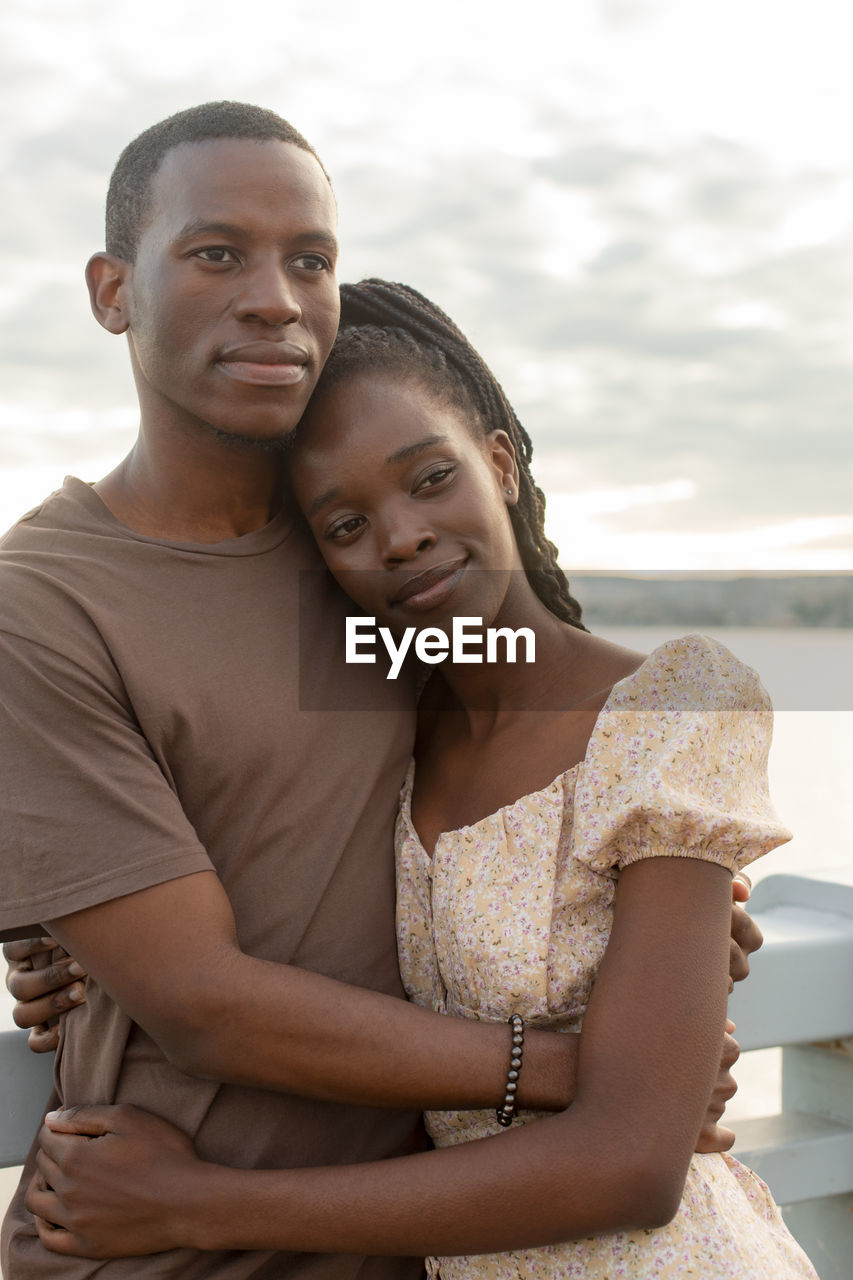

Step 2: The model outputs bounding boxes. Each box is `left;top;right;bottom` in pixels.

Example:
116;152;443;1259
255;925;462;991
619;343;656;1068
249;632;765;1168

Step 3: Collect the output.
325;279;586;630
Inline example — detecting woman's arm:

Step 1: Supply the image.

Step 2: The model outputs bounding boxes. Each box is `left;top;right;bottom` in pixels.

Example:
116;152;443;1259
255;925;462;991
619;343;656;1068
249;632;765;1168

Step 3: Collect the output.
28;856;733;1259
3;936;86;1052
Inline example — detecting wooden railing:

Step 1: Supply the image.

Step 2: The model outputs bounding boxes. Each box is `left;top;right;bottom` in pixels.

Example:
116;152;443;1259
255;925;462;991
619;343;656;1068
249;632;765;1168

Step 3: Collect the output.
2;871;852;1276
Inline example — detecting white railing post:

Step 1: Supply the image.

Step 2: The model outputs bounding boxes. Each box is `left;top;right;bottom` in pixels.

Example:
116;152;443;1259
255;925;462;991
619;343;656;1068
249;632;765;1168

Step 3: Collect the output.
730;871;853;1280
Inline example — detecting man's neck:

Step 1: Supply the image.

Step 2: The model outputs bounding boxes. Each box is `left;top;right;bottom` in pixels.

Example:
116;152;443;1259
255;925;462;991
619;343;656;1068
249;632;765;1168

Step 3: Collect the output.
94;433;289;543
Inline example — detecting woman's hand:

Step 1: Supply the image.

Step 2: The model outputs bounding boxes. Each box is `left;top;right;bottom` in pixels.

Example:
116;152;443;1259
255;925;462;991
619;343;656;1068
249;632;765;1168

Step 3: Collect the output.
4;936;87;1052
27;1105;203;1259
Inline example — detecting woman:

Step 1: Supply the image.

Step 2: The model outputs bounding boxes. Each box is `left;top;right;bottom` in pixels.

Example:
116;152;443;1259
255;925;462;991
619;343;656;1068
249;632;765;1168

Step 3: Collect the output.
14;281;816;1276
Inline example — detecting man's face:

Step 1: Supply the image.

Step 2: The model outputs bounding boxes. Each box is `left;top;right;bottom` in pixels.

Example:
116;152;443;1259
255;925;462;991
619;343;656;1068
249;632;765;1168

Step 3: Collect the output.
119;138;340;446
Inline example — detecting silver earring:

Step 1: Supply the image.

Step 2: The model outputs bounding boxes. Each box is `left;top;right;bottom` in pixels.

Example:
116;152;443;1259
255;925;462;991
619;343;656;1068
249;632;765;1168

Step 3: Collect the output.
506;487;513;497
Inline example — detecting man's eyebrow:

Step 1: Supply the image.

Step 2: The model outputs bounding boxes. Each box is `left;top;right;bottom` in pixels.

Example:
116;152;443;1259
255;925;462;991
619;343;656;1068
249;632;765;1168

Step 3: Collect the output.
386;435;447;465
173;220;339;254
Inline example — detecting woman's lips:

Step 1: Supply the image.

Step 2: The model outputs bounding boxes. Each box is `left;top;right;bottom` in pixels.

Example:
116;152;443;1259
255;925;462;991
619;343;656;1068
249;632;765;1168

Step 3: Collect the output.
390;559;468;613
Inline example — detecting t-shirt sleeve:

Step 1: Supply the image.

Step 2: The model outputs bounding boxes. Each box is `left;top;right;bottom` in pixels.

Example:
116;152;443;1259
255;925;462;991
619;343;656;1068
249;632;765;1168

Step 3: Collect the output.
0;585;214;937
570;634;792;877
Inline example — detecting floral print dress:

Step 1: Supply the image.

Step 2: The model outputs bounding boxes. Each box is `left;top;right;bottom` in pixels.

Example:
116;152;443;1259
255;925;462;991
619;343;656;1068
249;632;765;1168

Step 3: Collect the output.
395;635;818;1279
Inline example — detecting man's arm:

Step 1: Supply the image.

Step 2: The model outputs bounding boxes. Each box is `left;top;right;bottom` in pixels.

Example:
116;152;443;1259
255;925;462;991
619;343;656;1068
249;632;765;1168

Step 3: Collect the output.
40;869;574;1113
6;876;757;1130
27;857;736;1259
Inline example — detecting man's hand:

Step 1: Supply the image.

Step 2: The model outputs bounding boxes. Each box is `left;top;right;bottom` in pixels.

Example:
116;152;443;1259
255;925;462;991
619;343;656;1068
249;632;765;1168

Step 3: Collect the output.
729;873;763;991
692;873;761;1152
695;1018;739;1153
4;936;87;1052
27;1105;201;1259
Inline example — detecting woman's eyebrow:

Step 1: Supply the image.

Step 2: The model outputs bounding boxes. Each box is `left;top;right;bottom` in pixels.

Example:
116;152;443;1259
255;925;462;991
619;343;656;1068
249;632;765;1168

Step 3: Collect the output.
385;435;447;465
306;436;449;518
306;485;340;518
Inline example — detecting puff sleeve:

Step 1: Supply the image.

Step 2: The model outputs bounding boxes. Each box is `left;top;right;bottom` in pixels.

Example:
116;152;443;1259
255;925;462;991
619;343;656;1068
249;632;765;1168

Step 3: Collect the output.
570;635;792;875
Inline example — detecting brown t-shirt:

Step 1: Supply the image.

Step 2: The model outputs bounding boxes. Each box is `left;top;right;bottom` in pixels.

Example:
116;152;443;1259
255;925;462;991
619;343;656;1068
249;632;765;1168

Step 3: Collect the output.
0;478;423;1280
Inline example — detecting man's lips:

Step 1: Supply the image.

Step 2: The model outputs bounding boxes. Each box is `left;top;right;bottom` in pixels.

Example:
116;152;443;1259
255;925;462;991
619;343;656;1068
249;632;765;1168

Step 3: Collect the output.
389;558;468;612
216;342;309;387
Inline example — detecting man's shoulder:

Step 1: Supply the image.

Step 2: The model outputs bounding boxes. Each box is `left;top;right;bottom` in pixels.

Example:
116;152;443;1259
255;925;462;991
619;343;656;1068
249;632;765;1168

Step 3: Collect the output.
1;477;107;550
0;479;137;638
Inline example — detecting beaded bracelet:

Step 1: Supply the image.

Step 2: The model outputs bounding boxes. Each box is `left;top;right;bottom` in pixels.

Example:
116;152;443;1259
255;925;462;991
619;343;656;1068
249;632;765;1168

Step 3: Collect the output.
496;1013;525;1127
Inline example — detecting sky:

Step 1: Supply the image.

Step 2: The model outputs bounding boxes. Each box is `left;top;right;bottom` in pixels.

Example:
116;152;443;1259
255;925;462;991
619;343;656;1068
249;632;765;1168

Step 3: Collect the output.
1;0;852;570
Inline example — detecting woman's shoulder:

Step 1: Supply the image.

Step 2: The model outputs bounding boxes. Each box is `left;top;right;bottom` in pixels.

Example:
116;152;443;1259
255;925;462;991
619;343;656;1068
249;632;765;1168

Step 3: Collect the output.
571;634;791;873
608;633;770;714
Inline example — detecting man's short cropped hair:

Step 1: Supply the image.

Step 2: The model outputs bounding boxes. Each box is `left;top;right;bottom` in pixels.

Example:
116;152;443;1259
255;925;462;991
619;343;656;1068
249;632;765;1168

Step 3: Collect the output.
105;100;330;263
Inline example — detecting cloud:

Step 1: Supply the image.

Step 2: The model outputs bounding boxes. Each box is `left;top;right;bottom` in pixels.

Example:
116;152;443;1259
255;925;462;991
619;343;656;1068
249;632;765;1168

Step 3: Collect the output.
0;1;850;564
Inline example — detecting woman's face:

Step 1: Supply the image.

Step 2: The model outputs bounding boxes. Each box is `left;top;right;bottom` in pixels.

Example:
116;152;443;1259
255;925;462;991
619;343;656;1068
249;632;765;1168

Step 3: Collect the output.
291;372;522;634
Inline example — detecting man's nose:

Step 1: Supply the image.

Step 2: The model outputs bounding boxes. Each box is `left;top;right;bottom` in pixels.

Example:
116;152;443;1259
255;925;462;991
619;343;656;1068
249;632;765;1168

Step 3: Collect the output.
235;261;301;325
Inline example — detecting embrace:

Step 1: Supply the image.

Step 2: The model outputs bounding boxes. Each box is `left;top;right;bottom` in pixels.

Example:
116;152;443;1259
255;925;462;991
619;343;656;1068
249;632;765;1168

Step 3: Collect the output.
1;102;817;1279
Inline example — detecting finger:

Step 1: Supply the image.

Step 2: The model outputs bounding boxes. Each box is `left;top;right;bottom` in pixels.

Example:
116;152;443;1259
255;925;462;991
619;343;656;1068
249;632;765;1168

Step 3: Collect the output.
38;1122;103;1175
13;986;86;1031
721;1032;741;1071
3;937;58;966
44;1105;124;1138
728;937;749;987
709;1068;738;1104
13;984;85;1030
8;959;86;1004
695;1124;736;1154
26;1174;62;1224
732;872;752;902
33;1216;89;1257
38;1126;95;1171
35;1146;64;1190
731;902;763;958
28;1023;61;1053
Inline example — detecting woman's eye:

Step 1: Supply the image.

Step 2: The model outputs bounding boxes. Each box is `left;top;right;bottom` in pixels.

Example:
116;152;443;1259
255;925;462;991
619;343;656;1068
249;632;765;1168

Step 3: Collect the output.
194;247;238;264
417;465;455;491
327;515;366;541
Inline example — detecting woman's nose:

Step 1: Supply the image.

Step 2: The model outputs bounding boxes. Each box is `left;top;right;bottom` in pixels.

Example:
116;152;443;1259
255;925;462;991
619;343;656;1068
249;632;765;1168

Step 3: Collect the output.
380;521;437;567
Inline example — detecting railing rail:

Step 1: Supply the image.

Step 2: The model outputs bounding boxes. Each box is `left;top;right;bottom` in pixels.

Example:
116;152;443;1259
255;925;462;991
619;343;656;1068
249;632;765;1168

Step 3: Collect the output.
2;871;852;1277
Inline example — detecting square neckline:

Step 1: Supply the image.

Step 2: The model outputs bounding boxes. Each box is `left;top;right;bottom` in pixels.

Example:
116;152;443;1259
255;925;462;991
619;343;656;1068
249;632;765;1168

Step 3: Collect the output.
399;641;665;857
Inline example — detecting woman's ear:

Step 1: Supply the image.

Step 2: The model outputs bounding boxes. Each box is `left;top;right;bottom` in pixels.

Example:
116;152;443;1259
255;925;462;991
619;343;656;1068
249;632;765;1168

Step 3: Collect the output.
486;430;520;506
85;253;131;335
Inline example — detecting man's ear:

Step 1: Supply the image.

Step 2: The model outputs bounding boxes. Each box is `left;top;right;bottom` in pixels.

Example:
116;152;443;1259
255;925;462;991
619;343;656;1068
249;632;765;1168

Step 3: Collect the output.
486;430;520;506
85;253;131;335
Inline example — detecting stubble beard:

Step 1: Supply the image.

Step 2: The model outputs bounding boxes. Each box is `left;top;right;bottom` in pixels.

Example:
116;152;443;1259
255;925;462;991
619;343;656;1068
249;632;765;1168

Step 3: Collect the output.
205;421;300;455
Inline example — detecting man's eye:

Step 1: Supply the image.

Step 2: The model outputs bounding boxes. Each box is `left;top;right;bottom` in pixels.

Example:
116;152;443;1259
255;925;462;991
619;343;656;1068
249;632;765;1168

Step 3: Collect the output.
327;515;365;540
194;247;238;263
293;254;331;272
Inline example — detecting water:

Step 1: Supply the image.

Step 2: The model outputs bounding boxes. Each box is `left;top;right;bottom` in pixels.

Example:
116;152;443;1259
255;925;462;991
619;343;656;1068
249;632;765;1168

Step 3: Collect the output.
2;626;851;1204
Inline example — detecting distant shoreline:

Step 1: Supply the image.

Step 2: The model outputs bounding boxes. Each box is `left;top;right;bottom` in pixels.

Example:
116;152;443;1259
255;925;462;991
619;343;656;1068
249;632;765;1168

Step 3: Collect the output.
567;573;853;628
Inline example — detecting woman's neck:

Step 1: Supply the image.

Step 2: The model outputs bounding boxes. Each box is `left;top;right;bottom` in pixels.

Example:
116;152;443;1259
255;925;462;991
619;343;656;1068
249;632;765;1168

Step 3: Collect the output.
436;590;591;741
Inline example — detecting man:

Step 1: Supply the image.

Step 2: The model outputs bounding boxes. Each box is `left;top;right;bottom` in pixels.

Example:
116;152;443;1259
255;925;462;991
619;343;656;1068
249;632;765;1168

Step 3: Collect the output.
1;102;755;1278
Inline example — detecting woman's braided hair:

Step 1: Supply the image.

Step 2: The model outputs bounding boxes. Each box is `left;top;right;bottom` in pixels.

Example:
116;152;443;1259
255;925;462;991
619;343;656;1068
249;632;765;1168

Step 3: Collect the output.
315;278;585;630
